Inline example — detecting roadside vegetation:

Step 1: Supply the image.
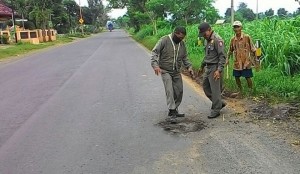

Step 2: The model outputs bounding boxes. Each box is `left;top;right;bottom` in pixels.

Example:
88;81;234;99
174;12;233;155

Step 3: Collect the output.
111;0;300;102
0;0;110;60
130;18;300;102
1;0;299;102
0;34;90;60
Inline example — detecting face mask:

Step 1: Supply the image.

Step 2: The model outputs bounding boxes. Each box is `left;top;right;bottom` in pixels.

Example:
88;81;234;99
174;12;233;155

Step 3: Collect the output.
172;34;182;44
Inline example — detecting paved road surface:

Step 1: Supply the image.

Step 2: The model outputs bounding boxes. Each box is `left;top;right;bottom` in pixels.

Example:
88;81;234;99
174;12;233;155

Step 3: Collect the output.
0;30;299;174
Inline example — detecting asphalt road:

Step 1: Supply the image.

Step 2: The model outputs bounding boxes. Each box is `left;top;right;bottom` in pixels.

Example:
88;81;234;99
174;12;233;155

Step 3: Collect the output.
0;30;299;174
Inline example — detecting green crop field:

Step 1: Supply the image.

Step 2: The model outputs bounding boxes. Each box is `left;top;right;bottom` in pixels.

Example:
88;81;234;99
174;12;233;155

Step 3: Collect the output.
132;17;300;101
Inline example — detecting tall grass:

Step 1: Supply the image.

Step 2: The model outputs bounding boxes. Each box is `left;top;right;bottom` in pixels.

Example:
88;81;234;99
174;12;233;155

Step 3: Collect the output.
131;17;300;100
215;17;300;76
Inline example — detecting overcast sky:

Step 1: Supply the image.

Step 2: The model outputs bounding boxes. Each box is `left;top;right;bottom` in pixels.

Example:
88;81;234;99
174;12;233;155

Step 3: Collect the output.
79;0;300;18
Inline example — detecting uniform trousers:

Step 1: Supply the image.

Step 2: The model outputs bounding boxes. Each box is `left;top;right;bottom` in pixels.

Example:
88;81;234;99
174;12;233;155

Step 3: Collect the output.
203;64;222;115
161;70;183;110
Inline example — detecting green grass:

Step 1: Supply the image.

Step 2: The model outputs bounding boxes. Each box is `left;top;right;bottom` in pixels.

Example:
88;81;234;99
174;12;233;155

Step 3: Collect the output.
130;17;300;102
0;36;76;60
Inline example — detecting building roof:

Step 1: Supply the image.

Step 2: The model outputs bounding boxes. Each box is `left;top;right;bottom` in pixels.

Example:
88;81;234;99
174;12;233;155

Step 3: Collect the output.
0;2;13;17
215;19;225;25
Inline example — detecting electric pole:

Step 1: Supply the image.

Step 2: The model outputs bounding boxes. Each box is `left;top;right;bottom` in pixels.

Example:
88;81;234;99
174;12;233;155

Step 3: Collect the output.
231;0;234;24
78;0;84;34
11;2;18;43
256;0;259;20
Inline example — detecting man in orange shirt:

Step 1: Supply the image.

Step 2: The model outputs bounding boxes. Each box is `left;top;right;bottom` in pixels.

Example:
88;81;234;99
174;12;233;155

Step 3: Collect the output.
226;21;257;95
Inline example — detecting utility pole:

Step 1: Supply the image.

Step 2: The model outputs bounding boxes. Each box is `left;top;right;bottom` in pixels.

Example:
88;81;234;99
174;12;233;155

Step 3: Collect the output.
231;0;234;24
256;0;259;20
10;1;18;43
78;0;84;34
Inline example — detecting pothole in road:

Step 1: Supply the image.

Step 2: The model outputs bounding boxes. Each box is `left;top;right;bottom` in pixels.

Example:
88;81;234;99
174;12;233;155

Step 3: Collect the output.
157;119;206;134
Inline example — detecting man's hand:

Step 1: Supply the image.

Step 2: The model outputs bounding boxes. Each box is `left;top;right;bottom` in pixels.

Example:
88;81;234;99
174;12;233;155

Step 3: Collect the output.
213;70;221;80
188;67;195;79
154;67;161;76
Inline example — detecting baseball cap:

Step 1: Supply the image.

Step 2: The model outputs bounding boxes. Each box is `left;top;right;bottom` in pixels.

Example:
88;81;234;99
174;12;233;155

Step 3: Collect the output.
198;22;211;37
233;21;242;27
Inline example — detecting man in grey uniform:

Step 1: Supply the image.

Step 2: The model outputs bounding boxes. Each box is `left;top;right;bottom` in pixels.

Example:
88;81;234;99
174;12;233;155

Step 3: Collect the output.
198;22;226;119
151;26;194;123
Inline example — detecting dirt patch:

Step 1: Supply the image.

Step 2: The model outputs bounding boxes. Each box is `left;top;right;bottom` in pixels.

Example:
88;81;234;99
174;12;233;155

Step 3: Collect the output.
182;69;300;146
249;102;300;120
157;118;206;135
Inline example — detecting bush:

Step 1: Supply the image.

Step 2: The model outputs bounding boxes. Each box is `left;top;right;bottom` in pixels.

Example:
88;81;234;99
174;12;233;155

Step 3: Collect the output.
134;25;153;41
0;35;9;44
132;18;300;101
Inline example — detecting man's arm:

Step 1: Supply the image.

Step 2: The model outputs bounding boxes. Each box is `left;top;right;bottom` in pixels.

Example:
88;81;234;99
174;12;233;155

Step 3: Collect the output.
181;43;192;69
151;38;165;75
226;39;234;65
248;36;257;55
216;39;226;72
151;38;164;69
180;43;194;77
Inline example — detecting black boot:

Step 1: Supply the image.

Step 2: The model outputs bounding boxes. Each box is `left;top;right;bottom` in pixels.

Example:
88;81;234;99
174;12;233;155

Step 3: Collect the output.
168;109;176;116
175;109;185;117
211;102;227;110
208;112;221;119
167;109;177;124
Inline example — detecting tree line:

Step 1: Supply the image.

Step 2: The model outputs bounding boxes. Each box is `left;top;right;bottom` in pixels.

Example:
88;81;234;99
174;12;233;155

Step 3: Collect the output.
108;0;300;33
2;0;299;34
224;2;300;22
1;0;109;34
108;0;219;33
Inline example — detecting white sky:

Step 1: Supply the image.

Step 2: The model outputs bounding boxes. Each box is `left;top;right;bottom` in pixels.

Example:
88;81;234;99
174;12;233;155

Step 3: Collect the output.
79;0;127;19
79;0;300;19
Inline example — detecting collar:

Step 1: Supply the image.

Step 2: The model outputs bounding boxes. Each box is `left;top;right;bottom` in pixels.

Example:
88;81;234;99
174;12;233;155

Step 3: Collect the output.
234;32;245;41
207;31;215;42
169;33;182;44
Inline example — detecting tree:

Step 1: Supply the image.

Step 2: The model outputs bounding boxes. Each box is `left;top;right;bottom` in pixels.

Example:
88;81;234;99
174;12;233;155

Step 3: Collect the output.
277;8;288;17
107;0;129;8
107;0;148;32
106;0;219;32
234;11;244;22
145;0;172;35
238;2;247;10
115;15;130;28
265;8;274;17
170;0;218;25
63;0;79;32
258;12;265;19
236;2;255;21
81;6;93;25
87;0;105;26
294;7;300;16
27;0;63;41
224;8;231;18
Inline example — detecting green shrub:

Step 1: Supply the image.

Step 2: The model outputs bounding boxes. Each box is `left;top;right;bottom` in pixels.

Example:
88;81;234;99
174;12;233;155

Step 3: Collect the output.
0;35;9;44
134;25;153;41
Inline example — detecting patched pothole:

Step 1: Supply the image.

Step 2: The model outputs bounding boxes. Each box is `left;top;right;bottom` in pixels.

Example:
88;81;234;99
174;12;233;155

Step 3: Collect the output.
157;119;206;134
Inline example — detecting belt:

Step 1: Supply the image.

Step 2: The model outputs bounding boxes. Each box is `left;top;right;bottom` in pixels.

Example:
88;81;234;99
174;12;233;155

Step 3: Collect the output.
205;63;218;66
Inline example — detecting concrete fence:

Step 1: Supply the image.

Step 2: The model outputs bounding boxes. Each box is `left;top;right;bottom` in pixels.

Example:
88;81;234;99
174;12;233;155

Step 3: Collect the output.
0;29;57;44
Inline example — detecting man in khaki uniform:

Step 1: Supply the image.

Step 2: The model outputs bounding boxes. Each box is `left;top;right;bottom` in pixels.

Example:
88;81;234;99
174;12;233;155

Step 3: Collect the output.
226;21;256;94
151;26;194;123
198;22;226;119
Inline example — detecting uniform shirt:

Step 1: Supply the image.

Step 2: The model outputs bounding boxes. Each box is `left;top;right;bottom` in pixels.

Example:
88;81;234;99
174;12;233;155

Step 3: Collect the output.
151;34;192;72
201;32;226;72
228;33;256;70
